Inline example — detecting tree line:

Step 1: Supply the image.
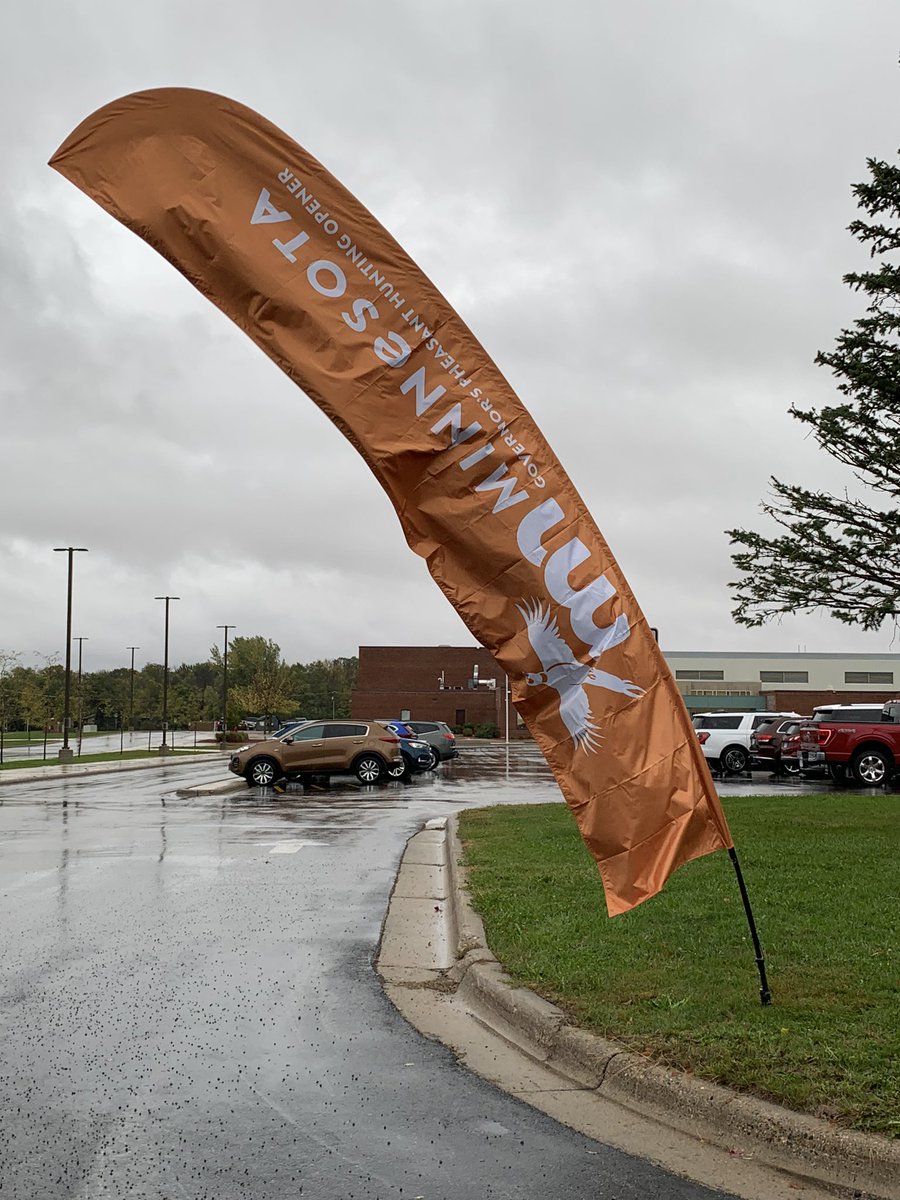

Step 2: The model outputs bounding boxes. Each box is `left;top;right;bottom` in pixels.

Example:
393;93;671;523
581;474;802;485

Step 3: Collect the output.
0;638;357;732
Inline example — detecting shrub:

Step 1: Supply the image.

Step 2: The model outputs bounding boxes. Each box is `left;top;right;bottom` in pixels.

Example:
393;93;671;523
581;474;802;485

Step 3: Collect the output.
474;723;497;739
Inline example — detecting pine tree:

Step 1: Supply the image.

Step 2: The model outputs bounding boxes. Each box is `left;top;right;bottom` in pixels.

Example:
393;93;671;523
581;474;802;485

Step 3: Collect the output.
729;154;900;630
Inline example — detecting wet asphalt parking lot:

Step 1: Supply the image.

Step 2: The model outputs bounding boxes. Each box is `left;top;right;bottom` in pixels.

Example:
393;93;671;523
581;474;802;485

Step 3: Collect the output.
0;745;847;1199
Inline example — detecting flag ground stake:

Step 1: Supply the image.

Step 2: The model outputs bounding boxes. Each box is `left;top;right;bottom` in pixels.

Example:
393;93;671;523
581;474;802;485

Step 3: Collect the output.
728;847;772;1006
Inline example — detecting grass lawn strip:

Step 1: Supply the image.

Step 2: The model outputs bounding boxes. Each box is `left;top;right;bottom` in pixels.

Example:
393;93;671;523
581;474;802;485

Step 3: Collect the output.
458;795;899;1137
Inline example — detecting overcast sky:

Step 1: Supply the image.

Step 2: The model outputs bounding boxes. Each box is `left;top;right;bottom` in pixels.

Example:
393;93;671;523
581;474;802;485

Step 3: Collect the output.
2;0;900;673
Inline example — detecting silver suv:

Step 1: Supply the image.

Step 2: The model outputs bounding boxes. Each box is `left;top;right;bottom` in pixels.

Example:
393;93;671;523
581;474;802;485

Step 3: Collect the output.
404;721;459;767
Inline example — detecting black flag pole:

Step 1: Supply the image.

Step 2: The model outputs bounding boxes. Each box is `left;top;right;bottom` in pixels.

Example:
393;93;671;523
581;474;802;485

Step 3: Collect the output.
728;846;772;1006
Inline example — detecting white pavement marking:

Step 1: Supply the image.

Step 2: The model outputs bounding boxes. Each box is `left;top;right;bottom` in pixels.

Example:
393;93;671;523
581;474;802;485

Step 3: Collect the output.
257;839;319;854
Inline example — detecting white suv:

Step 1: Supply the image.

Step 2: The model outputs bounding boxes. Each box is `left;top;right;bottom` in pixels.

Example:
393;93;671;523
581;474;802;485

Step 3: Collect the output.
693;710;800;774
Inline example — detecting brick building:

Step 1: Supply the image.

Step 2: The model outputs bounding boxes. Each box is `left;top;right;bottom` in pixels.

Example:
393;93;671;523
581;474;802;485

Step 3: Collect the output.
351;645;900;736
351;645;525;734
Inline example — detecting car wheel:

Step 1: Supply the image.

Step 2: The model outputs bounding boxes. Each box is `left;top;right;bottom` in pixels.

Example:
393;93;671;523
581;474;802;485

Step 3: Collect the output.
720;745;749;774
827;764;847;784
247;756;280;787
354;754;385;785
850;748;891;787
423;747;439;770
782;759;801;776
386;757;408;780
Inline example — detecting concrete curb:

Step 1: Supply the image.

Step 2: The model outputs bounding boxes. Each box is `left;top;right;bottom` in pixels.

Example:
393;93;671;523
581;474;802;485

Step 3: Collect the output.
445;814;900;1200
179;777;248;796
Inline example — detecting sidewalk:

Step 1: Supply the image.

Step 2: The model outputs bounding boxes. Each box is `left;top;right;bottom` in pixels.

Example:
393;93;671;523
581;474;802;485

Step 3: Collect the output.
376;815;900;1200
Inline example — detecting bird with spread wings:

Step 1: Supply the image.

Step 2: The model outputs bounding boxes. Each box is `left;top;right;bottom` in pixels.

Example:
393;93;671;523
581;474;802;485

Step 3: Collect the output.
516;599;644;752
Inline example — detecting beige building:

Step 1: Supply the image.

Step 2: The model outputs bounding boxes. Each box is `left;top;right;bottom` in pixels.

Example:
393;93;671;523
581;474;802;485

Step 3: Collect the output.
664;651;898;714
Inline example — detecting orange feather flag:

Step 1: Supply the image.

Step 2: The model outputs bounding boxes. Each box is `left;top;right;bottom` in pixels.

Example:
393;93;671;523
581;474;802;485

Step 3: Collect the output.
51;88;732;913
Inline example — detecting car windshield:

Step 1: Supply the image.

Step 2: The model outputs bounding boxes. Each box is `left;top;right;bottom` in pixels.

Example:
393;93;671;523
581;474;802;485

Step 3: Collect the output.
273;721;308;738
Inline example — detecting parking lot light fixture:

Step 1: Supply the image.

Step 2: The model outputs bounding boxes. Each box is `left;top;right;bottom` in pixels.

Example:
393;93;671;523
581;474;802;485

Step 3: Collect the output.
53;547;88;762
216;625;235;743
154;596;179;753
74;636;88;755
127;646;140;735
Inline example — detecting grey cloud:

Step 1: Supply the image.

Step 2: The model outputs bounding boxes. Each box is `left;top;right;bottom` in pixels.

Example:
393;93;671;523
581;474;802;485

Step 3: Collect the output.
2;0;899;668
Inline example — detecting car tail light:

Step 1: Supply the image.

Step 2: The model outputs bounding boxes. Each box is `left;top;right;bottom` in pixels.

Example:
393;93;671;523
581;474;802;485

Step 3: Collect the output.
696;731;710;744
800;728;831;747
443;732;455;742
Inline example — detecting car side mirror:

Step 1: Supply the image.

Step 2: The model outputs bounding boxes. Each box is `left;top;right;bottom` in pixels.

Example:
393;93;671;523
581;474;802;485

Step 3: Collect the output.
284;736;294;744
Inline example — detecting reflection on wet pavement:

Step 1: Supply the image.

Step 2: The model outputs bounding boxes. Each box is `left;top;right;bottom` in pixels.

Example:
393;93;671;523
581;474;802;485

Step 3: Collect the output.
0;743;775;1200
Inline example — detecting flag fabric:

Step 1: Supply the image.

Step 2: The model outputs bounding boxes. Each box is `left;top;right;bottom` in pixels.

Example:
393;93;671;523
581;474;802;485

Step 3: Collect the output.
51;88;733;914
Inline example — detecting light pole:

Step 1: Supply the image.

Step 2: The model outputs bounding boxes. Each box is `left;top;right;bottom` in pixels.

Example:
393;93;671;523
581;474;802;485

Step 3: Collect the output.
74;636;88;755
127;646;140;736
216;624;235;744
154;596;179;753
53;547;88;762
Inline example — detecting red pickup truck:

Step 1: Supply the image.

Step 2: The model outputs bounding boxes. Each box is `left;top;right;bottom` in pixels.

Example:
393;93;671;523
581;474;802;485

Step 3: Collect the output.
799;701;900;785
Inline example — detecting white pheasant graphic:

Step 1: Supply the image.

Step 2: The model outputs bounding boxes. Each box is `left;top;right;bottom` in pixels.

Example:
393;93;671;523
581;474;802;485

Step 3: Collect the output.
517;599;644;752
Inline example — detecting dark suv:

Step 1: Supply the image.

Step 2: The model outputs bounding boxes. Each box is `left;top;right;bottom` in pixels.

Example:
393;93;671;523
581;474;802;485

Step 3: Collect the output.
228;720;402;787
750;718;805;774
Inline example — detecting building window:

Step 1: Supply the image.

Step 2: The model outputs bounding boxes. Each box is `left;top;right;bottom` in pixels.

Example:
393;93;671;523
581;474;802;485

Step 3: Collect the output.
759;671;809;684
844;671;893;684
675;669;725;681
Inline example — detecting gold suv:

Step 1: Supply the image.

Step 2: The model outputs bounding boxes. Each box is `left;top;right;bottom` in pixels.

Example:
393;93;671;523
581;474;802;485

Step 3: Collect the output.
228;720;403;787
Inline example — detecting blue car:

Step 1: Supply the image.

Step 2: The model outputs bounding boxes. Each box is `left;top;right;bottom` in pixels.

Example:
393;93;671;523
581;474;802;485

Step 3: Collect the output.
381;721;434;779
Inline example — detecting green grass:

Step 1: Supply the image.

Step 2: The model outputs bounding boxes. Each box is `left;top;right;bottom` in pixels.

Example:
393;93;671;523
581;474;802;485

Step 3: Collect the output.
0;749;206;771
458;795;899;1136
